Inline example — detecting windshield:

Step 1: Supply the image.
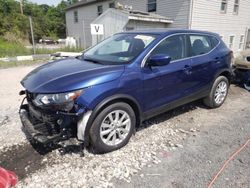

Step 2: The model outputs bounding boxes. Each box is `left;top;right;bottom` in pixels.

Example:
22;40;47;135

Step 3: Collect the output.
84;33;157;64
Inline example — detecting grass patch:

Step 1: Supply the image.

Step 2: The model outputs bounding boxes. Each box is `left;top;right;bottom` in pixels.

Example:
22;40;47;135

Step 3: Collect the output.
35;47;83;55
0;38;30;57
0;59;50;69
0;38;83;57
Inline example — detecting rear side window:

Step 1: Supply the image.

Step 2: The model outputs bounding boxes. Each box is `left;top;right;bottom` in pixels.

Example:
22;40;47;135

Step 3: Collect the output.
189;35;212;56
209;36;220;48
150;35;186;61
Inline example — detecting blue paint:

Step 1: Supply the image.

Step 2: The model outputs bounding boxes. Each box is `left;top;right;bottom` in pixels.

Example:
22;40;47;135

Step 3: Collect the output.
21;29;232;114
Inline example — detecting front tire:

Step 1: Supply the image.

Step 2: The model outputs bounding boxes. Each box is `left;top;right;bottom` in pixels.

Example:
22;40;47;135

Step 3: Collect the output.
90;102;136;154
203;76;229;108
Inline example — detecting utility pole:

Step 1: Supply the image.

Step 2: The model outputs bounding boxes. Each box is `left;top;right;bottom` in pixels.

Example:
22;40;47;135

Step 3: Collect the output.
29;16;36;55
20;0;23;15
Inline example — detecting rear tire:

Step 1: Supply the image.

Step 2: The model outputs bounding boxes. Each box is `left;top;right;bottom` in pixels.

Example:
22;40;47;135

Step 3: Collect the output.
90;102;135;154
203;76;229;108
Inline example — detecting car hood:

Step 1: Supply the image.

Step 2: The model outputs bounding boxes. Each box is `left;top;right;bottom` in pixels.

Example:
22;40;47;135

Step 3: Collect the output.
21;58;125;93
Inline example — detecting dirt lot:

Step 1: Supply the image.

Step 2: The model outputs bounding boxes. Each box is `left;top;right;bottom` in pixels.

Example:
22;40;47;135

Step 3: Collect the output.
0;65;249;188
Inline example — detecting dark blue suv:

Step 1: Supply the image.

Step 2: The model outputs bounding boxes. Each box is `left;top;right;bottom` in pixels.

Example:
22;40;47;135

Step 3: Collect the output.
20;29;232;153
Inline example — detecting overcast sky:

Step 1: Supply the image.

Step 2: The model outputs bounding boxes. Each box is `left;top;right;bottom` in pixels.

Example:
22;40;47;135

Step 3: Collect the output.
29;0;62;6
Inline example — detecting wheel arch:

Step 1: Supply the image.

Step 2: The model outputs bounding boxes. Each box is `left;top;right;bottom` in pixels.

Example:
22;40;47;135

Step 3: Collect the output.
219;70;232;83
84;94;142;146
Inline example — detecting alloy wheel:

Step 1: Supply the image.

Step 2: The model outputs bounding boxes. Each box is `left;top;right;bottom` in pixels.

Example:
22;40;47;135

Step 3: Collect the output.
214;81;228;105
100;110;131;146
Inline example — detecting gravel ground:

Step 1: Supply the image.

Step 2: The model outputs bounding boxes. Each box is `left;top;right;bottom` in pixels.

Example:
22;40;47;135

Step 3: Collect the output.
115;86;250;188
0;65;249;188
0;66;37;148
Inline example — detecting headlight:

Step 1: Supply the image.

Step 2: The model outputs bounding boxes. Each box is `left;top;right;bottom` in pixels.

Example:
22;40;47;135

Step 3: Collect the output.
33;90;83;109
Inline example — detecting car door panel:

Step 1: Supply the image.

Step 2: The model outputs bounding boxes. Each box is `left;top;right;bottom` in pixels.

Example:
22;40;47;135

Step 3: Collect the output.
142;34;194;112
186;34;217;95
142;59;192;111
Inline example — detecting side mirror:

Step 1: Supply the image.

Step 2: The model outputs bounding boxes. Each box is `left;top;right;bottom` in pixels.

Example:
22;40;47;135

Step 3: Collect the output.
148;54;171;67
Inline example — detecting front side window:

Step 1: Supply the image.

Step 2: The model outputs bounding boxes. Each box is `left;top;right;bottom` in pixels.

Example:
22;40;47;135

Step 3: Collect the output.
234;0;239;14
229;36;235;49
220;0;227;13
84;34;157;64
97;5;103;16
189;35;212;56
150;35;186;62
148;0;156;12
74;11;78;23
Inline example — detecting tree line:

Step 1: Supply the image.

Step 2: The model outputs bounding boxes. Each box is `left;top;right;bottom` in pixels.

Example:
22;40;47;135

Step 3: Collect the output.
0;0;77;44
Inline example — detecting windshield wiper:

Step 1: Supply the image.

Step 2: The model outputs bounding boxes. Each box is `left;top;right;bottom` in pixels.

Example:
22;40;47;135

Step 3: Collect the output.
83;57;103;65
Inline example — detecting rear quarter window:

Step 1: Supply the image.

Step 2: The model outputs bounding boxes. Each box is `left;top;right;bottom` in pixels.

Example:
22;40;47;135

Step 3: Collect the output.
209;36;220;48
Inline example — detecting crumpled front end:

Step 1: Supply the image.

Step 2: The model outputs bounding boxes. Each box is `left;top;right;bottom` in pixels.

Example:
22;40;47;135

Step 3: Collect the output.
19;90;87;145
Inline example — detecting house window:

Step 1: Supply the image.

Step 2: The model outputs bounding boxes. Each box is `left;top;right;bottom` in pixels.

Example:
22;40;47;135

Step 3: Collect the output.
109;2;115;8
239;35;244;50
148;0;156;12
74;11;78;23
233;0;239;14
229;36;235;49
97;5;103;16
220;0;227;13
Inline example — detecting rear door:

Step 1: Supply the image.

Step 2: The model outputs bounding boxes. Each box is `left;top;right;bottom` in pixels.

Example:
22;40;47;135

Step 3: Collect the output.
186;34;218;95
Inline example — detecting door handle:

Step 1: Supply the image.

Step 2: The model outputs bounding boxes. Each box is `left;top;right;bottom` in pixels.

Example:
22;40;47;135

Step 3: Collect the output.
214;57;221;63
183;65;192;75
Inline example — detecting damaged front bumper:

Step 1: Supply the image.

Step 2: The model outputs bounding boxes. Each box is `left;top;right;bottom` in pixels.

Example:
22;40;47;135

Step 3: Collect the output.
19;98;90;145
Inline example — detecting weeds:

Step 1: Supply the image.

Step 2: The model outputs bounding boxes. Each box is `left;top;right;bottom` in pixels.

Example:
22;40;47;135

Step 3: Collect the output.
0;38;83;57
0;59;50;69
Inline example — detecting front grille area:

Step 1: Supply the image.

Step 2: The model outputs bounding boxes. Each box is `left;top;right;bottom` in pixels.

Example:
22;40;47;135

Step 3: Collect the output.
27;101;61;136
31;122;60;136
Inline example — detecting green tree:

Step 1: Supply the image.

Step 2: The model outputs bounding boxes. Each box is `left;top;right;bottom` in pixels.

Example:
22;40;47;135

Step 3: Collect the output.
0;0;67;43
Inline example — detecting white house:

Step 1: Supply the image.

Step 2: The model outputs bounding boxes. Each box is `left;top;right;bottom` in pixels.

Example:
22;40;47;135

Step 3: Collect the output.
65;0;250;51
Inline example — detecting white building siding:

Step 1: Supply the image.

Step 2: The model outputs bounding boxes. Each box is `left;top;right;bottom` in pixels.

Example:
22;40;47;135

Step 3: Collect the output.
91;9;129;45
120;0;191;28
66;0;115;48
191;0;250;51
157;0;191;28
118;0;147;11
65;0;192;47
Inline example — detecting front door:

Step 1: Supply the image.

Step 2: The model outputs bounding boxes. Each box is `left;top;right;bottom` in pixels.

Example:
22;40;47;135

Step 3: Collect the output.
142;34;193;112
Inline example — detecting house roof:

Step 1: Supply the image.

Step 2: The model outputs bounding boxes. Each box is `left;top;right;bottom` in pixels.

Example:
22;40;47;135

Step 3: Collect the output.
66;1;173;23
92;8;173;24
66;0;105;10
127;10;173;24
